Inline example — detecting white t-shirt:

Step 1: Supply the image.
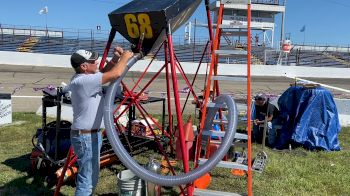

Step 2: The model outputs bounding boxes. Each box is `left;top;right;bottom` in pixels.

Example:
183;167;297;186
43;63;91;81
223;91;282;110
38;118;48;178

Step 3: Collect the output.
67;72;104;130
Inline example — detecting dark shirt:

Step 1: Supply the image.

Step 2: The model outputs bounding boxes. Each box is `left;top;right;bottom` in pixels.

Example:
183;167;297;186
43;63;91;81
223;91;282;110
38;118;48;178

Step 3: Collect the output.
254;102;279;121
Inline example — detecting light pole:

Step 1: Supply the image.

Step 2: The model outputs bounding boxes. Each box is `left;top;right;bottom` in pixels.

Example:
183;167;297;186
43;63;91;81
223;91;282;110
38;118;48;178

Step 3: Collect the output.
280;0;287;49
45;12;48;35
39;6;48;36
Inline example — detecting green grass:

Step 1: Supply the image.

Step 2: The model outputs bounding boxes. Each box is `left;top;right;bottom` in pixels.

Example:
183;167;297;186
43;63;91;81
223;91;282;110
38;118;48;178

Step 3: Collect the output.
1;113;349;195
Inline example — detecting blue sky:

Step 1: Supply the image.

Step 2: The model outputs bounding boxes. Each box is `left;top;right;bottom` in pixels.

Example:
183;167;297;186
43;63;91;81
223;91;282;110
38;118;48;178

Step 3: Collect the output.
0;0;349;46
283;0;350;46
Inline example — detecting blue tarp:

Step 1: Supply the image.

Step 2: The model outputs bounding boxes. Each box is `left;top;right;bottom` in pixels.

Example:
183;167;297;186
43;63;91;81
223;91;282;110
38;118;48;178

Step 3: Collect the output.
276;86;341;151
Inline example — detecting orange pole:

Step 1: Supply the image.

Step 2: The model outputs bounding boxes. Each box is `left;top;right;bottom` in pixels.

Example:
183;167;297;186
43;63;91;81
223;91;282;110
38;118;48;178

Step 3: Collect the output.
247;1;253;196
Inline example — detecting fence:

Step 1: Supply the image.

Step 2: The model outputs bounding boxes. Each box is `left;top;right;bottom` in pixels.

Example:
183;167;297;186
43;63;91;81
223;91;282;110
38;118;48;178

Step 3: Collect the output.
1;24;350;67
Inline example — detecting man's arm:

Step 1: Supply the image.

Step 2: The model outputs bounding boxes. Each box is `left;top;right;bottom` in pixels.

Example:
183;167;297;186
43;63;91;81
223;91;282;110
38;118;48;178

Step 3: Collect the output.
102;50;133;85
100;47;124;73
267;115;273;122
100;61;115;73
254;116;272;126
266;103;276;122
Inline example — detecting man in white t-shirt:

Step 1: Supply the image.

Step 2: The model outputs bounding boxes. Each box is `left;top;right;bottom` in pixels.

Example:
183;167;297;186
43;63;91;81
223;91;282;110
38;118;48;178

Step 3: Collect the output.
67;47;133;195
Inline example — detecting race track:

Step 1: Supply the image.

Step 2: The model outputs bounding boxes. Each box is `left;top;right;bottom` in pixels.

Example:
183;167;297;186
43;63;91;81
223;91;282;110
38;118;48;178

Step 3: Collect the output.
1;64;349;113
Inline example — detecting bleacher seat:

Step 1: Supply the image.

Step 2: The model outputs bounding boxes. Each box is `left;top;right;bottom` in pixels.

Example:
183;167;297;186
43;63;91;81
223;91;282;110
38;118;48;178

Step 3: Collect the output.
1;31;350;68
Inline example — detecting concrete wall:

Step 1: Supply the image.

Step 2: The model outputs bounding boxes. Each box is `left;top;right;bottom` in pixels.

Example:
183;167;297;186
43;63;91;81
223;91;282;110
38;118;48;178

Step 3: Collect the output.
1;51;350;78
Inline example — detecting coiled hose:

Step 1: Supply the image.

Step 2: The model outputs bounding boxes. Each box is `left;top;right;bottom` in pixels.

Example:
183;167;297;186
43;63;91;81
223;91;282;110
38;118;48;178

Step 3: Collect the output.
104;54;238;186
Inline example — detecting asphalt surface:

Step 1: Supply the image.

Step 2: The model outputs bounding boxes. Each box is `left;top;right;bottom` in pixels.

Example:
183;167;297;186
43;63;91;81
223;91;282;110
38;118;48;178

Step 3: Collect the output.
1;64;349;113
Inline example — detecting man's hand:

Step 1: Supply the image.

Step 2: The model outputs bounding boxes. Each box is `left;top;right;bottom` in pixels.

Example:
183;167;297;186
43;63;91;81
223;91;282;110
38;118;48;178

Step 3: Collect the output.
102;48;134;84
254;119;260;125
110;47;124;64
119;50;134;63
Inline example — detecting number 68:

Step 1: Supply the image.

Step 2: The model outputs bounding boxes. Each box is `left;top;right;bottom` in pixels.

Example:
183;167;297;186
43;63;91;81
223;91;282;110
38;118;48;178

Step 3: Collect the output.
124;13;153;39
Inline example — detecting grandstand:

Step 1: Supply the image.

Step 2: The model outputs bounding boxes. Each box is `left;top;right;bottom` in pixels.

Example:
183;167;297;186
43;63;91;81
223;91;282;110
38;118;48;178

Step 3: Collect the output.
1;23;350;68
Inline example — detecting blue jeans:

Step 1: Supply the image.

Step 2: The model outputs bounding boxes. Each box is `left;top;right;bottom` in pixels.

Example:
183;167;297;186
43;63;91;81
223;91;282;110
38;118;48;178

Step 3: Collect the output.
268;120;279;146
71;131;102;196
253;119;279;147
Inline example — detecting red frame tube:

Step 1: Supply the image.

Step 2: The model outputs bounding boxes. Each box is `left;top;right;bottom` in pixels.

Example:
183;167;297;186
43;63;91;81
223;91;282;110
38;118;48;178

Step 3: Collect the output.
99;28;117;70
181;40;210;114
54;147;74;196
122;83;186;195
173;55;198;101
129;42;164;93
205;0;214;48
164;42;174;150
167;31;189;171
167;27;191;195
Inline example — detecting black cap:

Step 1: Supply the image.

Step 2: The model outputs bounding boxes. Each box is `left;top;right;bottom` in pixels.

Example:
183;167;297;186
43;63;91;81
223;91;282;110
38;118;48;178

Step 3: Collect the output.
70;49;99;68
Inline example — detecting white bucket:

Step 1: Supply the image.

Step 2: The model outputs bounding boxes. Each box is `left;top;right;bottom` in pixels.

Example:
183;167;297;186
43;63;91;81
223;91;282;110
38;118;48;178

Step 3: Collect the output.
117;169;145;196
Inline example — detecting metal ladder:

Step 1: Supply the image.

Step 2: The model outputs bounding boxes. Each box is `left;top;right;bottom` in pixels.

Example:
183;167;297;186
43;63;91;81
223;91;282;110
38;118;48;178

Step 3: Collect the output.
194;0;253;195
